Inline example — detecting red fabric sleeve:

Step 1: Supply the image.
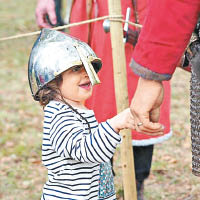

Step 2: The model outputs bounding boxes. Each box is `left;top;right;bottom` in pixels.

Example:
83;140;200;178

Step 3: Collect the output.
133;0;200;75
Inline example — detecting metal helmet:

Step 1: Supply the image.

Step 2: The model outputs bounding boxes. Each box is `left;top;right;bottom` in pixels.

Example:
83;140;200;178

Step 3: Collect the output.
28;28;102;101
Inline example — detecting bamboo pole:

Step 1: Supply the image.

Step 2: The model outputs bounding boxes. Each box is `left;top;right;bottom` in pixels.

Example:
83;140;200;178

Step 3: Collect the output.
108;1;137;199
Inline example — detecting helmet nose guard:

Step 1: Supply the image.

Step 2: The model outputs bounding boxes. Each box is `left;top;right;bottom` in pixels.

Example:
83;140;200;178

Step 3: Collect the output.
28;28;102;101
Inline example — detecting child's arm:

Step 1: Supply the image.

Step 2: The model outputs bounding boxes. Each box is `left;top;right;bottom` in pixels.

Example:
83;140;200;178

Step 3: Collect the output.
48;108;134;164
108;108;135;133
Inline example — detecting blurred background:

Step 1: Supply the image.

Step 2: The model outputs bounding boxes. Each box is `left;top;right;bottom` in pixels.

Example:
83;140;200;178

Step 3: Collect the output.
0;0;199;199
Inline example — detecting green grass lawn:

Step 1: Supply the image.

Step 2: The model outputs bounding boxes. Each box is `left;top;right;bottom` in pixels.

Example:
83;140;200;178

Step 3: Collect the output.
0;1;200;199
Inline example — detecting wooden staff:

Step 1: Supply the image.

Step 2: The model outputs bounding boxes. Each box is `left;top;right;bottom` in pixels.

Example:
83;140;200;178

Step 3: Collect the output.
108;1;137;199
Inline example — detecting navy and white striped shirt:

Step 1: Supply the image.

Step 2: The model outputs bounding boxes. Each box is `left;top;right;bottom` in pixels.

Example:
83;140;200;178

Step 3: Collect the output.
41;101;121;200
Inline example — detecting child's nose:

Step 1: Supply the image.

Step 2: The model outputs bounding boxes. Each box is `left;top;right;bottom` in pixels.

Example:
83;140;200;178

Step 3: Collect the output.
82;68;88;76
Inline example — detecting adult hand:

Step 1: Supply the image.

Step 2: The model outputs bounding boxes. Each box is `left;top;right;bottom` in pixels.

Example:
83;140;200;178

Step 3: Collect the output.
130;77;165;135
35;0;57;28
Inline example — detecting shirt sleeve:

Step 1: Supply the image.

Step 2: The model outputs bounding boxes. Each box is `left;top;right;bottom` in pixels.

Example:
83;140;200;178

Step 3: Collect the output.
49;111;121;163
130;0;200;81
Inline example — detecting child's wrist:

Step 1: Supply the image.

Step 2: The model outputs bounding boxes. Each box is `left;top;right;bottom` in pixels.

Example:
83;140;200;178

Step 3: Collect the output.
107;119;120;133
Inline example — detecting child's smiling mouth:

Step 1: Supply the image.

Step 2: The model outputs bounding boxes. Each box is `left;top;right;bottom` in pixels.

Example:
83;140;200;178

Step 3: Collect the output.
79;82;92;90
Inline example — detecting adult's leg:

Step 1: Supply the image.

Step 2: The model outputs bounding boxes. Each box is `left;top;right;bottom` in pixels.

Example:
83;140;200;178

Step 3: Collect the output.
133;145;154;200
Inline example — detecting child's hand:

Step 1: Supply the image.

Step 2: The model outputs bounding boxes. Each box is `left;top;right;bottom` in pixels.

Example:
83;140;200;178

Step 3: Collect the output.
108;108;135;133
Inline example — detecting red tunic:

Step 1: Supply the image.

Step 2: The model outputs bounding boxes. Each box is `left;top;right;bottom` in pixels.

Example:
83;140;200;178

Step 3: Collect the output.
132;0;200;77
70;0;171;146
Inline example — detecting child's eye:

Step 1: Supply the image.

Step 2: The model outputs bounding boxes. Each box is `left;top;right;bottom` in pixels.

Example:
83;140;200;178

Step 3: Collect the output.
71;66;82;72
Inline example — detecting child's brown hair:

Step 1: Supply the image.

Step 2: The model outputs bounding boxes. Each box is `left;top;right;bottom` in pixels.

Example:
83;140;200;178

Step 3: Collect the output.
38;75;62;107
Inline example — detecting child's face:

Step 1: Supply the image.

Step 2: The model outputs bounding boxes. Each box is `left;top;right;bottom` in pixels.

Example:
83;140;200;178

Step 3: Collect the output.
59;65;93;106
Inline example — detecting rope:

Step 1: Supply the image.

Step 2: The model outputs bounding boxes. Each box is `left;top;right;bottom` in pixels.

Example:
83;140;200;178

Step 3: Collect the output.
112;18;142;28
0;15;142;41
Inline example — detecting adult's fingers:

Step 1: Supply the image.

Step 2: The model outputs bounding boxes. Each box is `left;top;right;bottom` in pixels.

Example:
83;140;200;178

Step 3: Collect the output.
36;9;52;28
37;18;53;28
134;113;164;135
136;121;164;135
135;123;164;135
47;1;57;25
130;77;164;135
35;0;57;28
150;107;160;123
138;107;164;135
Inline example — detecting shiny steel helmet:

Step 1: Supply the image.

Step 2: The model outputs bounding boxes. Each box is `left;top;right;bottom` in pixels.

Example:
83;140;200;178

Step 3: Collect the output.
28;28;102;101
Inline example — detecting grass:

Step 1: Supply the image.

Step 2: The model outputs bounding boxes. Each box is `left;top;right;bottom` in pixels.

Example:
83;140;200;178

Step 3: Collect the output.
0;0;199;199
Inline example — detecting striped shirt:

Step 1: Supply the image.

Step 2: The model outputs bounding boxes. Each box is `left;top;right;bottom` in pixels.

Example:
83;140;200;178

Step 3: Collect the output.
41;101;121;200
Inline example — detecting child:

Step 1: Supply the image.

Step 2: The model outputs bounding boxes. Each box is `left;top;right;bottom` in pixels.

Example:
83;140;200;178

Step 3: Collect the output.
28;28;135;200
